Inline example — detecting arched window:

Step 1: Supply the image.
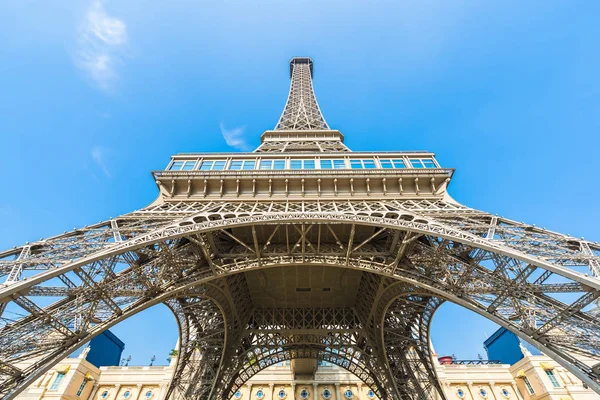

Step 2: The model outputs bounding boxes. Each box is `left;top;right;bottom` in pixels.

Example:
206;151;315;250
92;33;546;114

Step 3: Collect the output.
278;389;287;399
256;389;265;399
323;388;332;399
344;389;354;399
300;388;309;399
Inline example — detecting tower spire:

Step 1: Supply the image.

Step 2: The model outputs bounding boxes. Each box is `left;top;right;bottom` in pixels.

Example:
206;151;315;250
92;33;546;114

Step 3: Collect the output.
274;57;330;131
257;57;348;152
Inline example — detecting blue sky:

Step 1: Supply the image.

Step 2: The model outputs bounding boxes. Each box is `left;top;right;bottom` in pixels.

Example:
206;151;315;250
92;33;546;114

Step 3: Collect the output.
1;1;600;366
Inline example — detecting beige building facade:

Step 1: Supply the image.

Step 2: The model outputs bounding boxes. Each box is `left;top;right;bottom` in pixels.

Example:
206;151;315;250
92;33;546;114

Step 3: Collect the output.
16;349;600;400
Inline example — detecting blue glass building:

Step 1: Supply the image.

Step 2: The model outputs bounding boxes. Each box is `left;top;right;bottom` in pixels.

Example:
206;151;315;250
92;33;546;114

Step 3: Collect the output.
85;330;125;367
483;327;541;365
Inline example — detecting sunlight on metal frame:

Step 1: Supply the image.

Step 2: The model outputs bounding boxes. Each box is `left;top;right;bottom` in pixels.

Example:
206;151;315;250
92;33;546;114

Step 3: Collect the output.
0;57;599;400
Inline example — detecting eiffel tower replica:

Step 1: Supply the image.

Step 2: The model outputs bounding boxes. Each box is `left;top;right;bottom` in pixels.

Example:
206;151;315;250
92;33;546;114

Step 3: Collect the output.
1;57;599;400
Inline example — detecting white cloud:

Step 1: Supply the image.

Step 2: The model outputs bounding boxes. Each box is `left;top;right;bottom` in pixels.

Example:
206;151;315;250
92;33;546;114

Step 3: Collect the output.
220;123;251;151
91;146;111;177
75;1;128;92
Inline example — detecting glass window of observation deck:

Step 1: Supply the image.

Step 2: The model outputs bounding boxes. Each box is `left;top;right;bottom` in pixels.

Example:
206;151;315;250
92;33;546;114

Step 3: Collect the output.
199;160;226;170
410;159;436;169
290;159;315;169
260;160;285;170
229;160;256;170
169;161;196;171
380;159;406;169
350;159;376;169
320;159;346;169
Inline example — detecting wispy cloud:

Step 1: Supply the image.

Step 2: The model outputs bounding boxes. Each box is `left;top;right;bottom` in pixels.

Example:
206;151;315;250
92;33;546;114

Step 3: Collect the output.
220;123;251;151
74;1;128;93
91;146;112;177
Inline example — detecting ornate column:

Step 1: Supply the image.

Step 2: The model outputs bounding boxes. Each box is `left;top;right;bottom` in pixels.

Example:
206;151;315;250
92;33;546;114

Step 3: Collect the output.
466;382;475;400
134;384;143;400
489;382;498;400
157;383;168;400
356;383;362;400
441;382;452;400
114;384;122;398
510;383;525;400
291;383;296;400
313;383;318;399
269;383;274;400
88;382;100;400
246;383;253;400
335;383;341;400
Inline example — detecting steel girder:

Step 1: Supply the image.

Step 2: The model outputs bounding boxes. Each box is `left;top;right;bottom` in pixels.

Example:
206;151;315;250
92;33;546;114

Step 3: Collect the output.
355;273;446;400
0;200;599;399
166;295;225;399
164;275;252;400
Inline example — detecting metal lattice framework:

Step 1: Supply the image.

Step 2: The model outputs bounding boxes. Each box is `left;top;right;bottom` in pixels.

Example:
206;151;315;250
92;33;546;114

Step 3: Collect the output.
1;57;599;400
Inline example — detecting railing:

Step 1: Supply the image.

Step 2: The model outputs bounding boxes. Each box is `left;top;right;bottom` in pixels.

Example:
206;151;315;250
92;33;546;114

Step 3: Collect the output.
155;168;455;177
449;360;502;365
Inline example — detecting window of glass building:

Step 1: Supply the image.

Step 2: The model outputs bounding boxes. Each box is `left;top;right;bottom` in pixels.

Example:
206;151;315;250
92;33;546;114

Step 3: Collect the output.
523;377;535;394
290;159;316;169
410;158;437;169
259;160;286;170
350;159;376;169
50;372;65;391
169;161;196;171
199;160;226;170
380;159;406;169
229;160;256;170
76;379;88;397
545;370;561;388
320;159;346;169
